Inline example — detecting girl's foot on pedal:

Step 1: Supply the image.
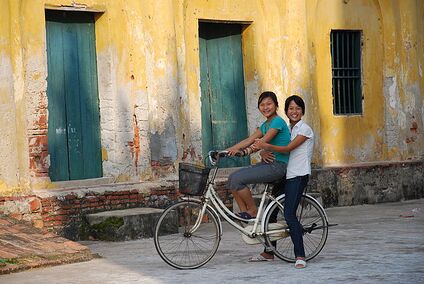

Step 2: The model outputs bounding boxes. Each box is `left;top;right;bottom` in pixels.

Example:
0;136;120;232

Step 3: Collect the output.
236;212;256;220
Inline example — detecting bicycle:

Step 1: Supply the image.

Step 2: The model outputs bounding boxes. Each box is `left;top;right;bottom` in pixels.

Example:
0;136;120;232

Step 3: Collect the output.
154;150;331;269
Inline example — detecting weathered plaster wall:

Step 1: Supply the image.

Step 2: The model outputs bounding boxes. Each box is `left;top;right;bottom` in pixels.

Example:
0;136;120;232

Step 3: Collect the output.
0;0;422;195
307;0;423;166
92;0;152;181
177;0;314;164
380;0;424;161
143;1;179;168
0;0;20;192
308;0;385;165
0;0;32;195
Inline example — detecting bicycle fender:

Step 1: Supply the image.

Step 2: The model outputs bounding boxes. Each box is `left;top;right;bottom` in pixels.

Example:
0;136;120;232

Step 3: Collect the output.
260;194;285;233
304;194;329;221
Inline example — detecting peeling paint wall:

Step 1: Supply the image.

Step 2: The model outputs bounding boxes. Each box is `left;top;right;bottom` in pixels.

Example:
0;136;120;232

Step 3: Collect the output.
308;0;386;165
380;0;424;160
0;0;423;195
0;0;19;191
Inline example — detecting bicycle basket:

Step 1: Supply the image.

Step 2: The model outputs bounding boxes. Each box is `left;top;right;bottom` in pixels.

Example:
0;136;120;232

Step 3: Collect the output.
178;163;211;196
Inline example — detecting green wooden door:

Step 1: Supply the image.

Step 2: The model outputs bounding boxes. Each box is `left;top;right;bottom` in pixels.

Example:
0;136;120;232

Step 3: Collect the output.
46;10;102;181
199;23;249;167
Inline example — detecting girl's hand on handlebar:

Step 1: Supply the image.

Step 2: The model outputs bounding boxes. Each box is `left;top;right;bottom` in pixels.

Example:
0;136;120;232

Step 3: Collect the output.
227;147;242;156
253;138;270;150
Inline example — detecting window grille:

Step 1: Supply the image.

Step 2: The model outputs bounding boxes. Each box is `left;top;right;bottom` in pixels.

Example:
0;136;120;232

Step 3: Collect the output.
330;30;362;115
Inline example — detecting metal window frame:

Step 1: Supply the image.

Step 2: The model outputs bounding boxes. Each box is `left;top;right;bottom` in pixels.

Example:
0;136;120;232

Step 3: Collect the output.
330;30;363;116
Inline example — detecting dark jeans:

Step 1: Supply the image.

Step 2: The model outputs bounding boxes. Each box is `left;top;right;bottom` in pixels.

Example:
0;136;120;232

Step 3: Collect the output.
265;175;309;258
284;175;309;257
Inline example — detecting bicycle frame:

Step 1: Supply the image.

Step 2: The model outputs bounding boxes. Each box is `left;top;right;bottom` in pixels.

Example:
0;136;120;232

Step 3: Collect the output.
182;161;289;241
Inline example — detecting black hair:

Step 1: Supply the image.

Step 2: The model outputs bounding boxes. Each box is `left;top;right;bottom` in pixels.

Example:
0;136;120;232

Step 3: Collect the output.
258;91;279;108
284;95;305;115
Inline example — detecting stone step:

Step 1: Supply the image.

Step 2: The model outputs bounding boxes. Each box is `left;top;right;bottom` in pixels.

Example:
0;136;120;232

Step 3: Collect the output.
85;208;166;241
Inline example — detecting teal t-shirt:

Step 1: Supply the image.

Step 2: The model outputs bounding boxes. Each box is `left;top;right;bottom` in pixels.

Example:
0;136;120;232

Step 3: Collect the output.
259;115;290;163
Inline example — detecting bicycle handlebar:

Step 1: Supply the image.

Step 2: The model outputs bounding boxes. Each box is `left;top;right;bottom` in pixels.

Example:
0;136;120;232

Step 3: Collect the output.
208;150;242;166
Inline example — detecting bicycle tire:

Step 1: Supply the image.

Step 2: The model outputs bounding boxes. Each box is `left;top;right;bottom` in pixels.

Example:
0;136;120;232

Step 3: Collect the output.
154;199;221;269
263;194;328;262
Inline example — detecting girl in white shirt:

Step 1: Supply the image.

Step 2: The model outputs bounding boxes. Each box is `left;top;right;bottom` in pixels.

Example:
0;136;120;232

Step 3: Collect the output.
253;95;313;269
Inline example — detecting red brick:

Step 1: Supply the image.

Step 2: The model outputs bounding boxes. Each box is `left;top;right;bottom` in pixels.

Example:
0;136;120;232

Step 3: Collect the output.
41;197;55;204
60;205;74;210
42;206;53;213
10;213;23;221
33;219;44;228
56;209;77;215
65;195;77;200
0;218;12;225
29;199;41;212
51;221;64;226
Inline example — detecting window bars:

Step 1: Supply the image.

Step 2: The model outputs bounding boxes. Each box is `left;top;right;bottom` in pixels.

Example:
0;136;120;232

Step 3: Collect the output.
330;30;363;115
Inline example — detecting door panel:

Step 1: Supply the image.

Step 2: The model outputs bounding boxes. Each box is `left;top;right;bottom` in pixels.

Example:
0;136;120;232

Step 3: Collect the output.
199;23;249;167
46;10;102;181
46;18;70;180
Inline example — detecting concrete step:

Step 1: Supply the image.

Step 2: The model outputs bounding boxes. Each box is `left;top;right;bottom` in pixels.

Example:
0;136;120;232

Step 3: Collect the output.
85;208;166;241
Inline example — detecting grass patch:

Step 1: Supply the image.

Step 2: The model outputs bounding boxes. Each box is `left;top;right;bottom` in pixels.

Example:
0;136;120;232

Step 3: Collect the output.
90;217;125;241
0;258;19;265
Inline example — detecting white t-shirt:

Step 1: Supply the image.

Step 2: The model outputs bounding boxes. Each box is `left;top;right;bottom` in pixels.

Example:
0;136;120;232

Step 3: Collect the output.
286;120;314;179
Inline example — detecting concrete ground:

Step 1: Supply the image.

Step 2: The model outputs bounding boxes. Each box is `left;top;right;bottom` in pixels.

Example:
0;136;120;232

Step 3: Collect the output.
2;198;424;284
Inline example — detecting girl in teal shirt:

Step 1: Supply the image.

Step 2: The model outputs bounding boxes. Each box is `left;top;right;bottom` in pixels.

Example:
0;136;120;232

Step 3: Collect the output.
227;91;290;219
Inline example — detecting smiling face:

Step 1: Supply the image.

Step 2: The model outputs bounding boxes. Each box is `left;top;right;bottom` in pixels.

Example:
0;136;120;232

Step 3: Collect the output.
286;100;303;124
258;97;278;119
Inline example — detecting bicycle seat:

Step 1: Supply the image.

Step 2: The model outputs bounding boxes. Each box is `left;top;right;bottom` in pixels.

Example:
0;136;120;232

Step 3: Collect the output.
264;179;286;196
264;179;285;186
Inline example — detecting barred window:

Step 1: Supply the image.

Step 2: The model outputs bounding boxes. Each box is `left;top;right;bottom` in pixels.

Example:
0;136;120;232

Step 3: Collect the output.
330;30;363;115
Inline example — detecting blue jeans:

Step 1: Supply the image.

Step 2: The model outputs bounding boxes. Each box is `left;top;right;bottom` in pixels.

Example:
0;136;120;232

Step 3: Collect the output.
264;175;308;258
227;161;287;190
284;175;309;258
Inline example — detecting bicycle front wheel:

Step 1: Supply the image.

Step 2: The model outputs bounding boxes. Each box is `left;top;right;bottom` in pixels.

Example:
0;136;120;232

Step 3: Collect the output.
154;199;221;269
263;194;328;262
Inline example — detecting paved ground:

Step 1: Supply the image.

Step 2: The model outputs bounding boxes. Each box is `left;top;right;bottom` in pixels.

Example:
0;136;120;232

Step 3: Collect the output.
1;198;424;284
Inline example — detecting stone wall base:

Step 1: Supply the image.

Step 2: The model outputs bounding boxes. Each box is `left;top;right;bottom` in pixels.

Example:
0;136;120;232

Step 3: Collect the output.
308;160;423;206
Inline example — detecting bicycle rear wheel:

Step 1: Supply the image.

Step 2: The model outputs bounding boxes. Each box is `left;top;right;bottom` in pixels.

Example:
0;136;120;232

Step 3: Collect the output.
263;194;328;262
154;199;221;269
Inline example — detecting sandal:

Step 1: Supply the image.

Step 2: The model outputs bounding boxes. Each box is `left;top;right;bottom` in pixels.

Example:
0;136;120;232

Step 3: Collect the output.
248;254;274;262
295;258;306;269
236;212;256;220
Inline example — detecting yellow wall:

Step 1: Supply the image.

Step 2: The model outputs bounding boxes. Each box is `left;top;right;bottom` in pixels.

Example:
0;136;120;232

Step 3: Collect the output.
0;0;16;192
308;0;385;165
0;0;422;194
